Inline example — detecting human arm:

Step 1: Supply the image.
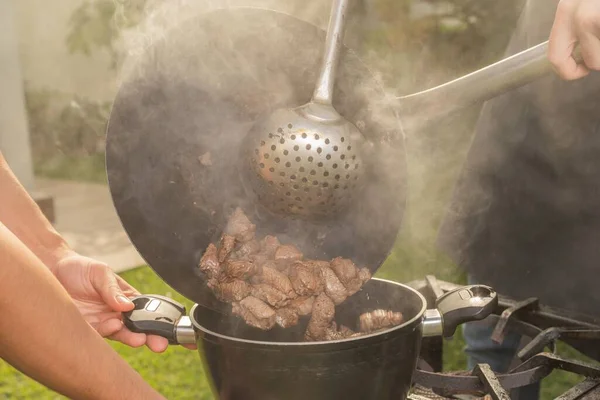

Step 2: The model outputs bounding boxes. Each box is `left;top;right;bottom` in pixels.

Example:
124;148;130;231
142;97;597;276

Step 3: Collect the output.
0;151;70;271
0;222;165;400
0;152;171;351
548;0;600;79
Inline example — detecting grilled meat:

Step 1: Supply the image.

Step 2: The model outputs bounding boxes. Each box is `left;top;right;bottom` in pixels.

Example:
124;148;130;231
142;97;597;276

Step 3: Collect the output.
224;207;256;242
232;296;276;330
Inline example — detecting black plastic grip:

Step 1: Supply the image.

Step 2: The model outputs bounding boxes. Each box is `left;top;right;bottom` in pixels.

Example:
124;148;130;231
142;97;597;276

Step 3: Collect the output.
122;295;186;344
436;285;498;337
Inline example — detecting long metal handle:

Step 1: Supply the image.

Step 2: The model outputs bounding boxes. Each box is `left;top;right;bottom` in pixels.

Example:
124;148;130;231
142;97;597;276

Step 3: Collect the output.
312;0;350;105
398;41;583;124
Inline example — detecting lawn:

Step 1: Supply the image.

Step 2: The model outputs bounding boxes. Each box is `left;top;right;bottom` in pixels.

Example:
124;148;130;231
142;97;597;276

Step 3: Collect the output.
0;238;591;399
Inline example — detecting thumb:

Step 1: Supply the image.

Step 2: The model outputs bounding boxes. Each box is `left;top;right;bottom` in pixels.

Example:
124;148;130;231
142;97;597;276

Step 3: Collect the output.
92;263;135;312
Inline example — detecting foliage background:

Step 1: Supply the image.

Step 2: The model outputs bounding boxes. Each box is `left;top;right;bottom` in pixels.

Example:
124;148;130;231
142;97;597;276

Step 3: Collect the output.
7;0;588;398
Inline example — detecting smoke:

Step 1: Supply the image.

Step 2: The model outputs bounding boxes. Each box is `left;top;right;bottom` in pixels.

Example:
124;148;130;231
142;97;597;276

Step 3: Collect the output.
105;0;534;306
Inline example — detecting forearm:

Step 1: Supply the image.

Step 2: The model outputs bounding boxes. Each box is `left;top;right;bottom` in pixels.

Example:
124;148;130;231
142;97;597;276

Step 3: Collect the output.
0;152;71;270
0;223;164;400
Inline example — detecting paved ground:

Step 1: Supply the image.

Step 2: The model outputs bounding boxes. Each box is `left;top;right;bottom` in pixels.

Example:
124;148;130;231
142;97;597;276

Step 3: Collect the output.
36;178;144;273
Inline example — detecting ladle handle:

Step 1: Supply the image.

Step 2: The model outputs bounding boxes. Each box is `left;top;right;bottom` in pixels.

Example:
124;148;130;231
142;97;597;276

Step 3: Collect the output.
312;0;350;105
398;41;583;123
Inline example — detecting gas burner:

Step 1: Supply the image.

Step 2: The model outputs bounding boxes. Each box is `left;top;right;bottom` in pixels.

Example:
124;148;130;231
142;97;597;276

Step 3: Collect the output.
406;276;600;399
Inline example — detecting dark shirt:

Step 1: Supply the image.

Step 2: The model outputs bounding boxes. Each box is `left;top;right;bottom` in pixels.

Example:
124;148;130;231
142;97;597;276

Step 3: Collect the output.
438;0;600;318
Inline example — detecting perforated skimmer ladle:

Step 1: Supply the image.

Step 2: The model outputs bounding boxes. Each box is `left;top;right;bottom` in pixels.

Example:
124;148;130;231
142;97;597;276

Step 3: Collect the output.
241;0;364;220
241;0;584;222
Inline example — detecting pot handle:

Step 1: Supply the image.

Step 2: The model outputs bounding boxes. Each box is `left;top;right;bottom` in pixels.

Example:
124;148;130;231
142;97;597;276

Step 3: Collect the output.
122;295;196;345
422;285;498;338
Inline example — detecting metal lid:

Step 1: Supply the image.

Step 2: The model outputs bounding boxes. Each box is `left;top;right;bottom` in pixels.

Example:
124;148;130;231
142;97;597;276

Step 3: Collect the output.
106;7;407;304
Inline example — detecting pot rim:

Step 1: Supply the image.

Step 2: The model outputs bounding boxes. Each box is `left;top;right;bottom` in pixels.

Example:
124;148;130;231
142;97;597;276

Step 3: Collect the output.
189;278;428;346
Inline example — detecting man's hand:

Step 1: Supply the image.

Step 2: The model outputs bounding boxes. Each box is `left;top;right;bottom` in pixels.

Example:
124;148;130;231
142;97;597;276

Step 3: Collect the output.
52;253;171;352
548;0;600;80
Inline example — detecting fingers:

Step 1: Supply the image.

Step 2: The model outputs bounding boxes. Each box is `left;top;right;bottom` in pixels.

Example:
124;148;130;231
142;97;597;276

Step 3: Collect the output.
91;264;135;313
574;2;600;71
145;335;169;353
108;328;148;348
93;318;125;338
548;0;590;80
116;275;141;297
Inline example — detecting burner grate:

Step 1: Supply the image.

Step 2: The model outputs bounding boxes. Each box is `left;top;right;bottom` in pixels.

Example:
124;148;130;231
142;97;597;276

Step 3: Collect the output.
408;276;600;399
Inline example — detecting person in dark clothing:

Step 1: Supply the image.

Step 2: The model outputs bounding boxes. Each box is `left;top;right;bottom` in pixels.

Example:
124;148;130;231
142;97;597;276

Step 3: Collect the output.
438;0;600;398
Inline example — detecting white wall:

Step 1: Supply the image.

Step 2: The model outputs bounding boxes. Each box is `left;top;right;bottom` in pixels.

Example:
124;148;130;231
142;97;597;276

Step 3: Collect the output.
0;0;35;190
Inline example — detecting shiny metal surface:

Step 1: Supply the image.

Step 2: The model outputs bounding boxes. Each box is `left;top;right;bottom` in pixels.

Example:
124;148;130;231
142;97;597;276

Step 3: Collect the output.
241;0;367;219
422;309;443;337
175;316;196;345
398;41;584;128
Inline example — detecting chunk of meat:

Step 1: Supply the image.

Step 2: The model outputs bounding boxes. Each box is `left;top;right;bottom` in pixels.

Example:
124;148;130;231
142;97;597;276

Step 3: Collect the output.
330;257;359;286
224;207;256;242
346;267;372;296
249;253;270;268
232;296;276;330
258;266;296;298
359;310;404;333
261;235;280;257
289;261;324;297
198;243;220;279
358;268;371;283
305;294;335;341
288;296;315;316
234;240;261;259
275;307;299;328
222;259;258;280
324;322;356;341
320;266;348;305
213;279;251;302
251;284;290;308
218;234;236;263
274;244;303;262
330;257;369;296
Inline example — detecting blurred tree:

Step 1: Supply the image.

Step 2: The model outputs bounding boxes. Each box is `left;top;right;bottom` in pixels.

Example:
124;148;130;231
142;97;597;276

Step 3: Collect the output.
66;0;148;68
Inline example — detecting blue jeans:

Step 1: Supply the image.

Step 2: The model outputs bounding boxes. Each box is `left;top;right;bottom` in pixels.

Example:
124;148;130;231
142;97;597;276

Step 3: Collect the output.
463;276;540;399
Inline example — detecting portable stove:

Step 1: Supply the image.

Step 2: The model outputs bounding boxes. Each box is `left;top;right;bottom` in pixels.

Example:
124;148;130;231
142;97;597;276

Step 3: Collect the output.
407;276;600;400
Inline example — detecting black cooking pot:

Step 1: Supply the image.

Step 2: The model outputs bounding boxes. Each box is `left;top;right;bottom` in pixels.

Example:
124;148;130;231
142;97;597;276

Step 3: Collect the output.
124;279;497;400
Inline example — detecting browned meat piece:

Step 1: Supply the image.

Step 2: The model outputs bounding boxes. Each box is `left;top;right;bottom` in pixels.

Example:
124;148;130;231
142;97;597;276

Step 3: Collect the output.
258;266;296;298
222;259;258;280
251;284;290;308
320;266;348;305
213;279;251;302
232;296;276;330
358;268;371;283
289;261;324;296
305;294;335;341
346;267;372;296
339;324;356;337
218;234;236;263
359;310;404;333
198;243;220;279
275;307;299;328
324;322;356;341
234;240;261;258
288;296;315;316
261;235;280;256
274;244;303;262
224;207;256;242
249;253;270;268
330;257;359;285
330;257;370;296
